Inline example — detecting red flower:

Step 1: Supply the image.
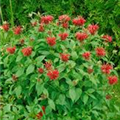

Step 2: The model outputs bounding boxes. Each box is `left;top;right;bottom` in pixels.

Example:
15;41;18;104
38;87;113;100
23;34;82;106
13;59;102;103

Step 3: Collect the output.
36;106;45;119
82;52;91;60
41;15;53;24
44;62;52;70
58;33;68;40
14;26;22;35
60;53;70;62
72;16;86;26
2;23;9;31
102;35;112;42
101;64;113;74
59;15;70;23
21;47;32;56
75;32;88;41
6;46;16;54
87;68;94;74
38;24;44;32
108;75;118;85
96;47;106;57
38;68;44;74
62;22;69;28
46;37;56;46
31;21;37;26
12;75;17;81
19;39;24;45
47;70;59;80
106;95;111;100
88;24;99;35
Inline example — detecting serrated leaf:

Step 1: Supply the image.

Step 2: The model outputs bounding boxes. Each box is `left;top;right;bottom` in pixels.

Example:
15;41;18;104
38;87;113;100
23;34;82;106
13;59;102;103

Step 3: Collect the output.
26;64;35;75
48;99;55;110
75;88;82;101
69;88;76;102
15;86;22;98
83;94;88;105
36;83;44;96
16;67;24;77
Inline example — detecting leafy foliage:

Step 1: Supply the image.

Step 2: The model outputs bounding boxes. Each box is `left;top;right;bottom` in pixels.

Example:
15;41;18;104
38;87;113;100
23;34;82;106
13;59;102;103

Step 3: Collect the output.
0;15;119;119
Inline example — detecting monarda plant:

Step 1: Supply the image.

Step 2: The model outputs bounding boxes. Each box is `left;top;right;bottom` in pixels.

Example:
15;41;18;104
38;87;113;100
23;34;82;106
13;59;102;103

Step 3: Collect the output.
0;15;119;120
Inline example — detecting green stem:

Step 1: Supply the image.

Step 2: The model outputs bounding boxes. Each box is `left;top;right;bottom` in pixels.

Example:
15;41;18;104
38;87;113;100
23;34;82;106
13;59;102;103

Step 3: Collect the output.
0;7;4;24
9;0;14;27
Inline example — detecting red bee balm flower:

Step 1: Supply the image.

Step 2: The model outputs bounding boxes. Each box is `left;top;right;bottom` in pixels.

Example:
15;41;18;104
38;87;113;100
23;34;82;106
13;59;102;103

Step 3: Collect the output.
6;46;16;54
31;21;37;26
36;106;45;119
96;47;106;57
59;33;68;40
60;53;70;62
82;52;91;60
102;35;112;42
87;68;94;74
12;75;17;81
72;16;86;26
21;47;32;56
101;64;113;74
88;24;99;35
47;70;59;80
14;26;22;35
46;37;56;46
108;76;118;85
41;15;53;24
38;24;44;32
59;15;70;23
44;62;52;70
2;23;9;31
106;95;111;100
75;32;88;41
62;22;69;28
38;68;44;74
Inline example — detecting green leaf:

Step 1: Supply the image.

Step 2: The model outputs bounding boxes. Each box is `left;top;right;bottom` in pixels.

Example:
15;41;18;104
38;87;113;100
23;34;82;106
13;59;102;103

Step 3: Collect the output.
71;51;78;60
69;88;76;102
75;88;82;102
48;99;55;110
26;64;35;75
83;94;89;105
16;67;24;77
36;83;44;96
56;94;65;105
15;86;22;98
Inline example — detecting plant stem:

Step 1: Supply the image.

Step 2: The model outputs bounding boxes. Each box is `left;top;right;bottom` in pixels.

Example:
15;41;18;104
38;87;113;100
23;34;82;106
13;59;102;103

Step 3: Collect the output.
0;7;4;24
9;0;14;27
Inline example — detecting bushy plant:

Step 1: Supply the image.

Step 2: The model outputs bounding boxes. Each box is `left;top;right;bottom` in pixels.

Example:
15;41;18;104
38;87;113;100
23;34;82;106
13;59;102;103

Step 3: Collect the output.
0;15;119;120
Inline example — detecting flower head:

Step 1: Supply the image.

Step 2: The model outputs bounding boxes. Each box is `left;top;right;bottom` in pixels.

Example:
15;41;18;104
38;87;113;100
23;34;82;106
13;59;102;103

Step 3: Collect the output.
38;24;44;32
101;64;113;74
47;70;59;80
59;15;70;23
108;75;118;85
96;47;106;57
14;26;22;35
44;62;52;70
2;23;9;31
58;33;68;40
88;24;99;35
102;35;112;42
82;52;91;60
38;68;44;74
72;16;86;26
60;53;70;62
6;46;16;54
46;37;56;46
41;15;53;24
36;106;45;119
75;32;88;41
21;47;32;56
